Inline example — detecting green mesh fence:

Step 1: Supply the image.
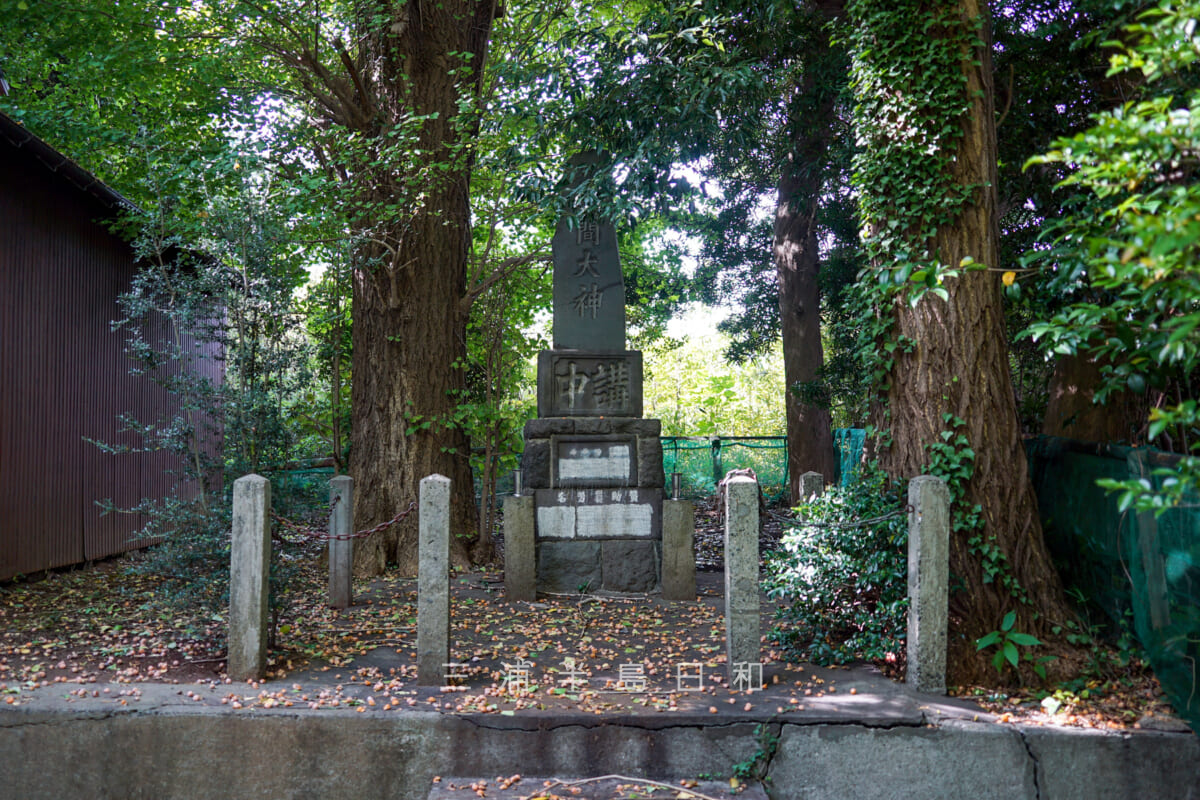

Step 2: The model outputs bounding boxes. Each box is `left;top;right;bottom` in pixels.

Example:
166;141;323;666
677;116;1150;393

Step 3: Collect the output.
661;436;788;503
829;430;1200;731
270;466;336;518
1026;436;1200;733
835;428;866;487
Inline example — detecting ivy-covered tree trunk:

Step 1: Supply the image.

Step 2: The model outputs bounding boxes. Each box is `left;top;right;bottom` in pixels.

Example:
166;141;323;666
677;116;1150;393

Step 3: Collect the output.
346;0;497;575
850;0;1073;684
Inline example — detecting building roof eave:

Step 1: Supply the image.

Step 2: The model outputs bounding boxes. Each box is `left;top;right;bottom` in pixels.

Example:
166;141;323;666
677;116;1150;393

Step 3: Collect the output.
0;110;139;214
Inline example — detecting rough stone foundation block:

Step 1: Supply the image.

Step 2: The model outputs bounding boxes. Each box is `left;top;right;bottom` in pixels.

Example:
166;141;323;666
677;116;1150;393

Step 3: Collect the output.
601;540;660;592
328;475;353;609
417;474;451;686
229;474;270;682
520;439;552;490
662;499;696;601
524;418;575;438
637;436;666;488
524;417;661;439
537;540;602;593
907;475;950;694
504;495;536;602
724;474;760;682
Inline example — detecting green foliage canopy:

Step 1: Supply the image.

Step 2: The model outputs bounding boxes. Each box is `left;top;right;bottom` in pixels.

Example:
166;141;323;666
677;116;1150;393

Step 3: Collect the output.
1024;1;1200;514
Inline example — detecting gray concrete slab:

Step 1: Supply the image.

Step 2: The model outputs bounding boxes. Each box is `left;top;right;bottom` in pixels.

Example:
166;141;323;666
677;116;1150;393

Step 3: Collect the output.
2;674;1196;800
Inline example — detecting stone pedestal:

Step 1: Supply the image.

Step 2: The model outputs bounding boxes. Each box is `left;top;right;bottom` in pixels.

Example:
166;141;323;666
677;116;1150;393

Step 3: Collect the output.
521;416;665;594
663;498;696;601
907;475;950;694
503;495;536;601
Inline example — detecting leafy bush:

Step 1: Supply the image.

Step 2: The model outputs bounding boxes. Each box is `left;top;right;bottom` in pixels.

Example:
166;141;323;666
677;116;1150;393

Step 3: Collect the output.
125;496;232;617
764;466;908;665
98;160;319;623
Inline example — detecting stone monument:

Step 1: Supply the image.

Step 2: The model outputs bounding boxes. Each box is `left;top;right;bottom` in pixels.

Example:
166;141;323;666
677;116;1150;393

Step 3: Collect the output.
519;180;665;593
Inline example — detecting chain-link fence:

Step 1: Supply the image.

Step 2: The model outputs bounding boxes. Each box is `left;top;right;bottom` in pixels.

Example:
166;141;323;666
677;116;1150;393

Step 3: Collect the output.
279;434;850;509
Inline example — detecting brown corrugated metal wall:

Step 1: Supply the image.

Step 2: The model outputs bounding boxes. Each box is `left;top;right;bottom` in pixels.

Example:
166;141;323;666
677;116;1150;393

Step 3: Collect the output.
1;142;212;579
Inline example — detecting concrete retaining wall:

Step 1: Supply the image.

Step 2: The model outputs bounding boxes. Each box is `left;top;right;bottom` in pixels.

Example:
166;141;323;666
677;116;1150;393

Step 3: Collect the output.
2;709;1197;800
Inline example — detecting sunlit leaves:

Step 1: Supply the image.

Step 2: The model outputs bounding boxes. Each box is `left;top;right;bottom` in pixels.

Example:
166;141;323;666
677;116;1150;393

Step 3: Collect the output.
1023;1;1200;512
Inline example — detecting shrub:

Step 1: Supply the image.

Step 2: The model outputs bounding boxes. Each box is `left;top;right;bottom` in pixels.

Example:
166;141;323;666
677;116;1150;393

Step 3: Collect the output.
764;465;908;665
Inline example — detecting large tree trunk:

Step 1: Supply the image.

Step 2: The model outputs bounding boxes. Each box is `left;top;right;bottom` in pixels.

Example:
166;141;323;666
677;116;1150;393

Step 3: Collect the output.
862;0;1072;684
347;0;497;576
775;147;838;499
1042;350;1146;443
776;0;843;501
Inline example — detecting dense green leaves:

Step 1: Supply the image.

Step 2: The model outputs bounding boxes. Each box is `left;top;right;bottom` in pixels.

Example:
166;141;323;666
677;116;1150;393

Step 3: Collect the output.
1024;1;1200;513
765;466;908;665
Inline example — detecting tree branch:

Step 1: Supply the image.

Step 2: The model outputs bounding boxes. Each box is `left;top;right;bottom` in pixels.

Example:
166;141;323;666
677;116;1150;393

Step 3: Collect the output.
461;251;550;312
995;64;1015;130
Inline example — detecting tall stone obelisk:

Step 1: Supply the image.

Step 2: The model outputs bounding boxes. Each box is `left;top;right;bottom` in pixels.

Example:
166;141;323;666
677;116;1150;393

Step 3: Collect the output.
519;163;665;594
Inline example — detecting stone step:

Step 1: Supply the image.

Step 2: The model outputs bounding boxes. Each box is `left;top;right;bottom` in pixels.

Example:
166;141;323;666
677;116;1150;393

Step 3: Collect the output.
426;775;767;800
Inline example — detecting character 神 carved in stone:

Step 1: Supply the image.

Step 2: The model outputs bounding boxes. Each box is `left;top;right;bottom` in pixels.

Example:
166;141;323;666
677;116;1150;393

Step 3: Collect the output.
571;282;604;319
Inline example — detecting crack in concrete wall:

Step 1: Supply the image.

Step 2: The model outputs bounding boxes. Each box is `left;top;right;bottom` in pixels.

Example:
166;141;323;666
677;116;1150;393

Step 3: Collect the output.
1016;727;1043;800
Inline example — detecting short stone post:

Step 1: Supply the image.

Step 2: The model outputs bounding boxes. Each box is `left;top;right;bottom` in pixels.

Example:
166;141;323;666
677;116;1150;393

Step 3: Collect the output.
724;473;760;683
229;474;270;682
662;498;696;601
799;471;824;502
328;475;354;609
417;474;451;686
504;494;536;602
907;475;950;694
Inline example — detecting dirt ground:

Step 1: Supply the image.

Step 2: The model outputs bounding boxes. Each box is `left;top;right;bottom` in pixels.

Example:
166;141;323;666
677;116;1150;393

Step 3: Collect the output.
0;500;1186;732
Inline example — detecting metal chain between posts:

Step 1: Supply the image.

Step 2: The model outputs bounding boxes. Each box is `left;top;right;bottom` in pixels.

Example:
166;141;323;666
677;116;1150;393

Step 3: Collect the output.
767;506;910;530
270;498;417;545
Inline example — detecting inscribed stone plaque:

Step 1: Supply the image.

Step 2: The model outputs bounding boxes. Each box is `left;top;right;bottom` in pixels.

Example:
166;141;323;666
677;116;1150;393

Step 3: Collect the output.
552;437;637;487
534;488;661;540
552;214;625;350
537;350;643;417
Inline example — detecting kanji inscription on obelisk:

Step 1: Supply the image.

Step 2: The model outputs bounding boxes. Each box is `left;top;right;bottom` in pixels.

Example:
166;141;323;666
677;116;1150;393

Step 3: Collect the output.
551;214;625;351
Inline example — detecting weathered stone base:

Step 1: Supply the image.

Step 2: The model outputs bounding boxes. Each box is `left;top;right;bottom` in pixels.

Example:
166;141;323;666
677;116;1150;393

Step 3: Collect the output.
521;415;665;595
536;539;662;594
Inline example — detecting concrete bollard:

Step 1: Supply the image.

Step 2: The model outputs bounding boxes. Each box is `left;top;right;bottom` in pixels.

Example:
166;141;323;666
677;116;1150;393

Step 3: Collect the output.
328;475;353;609
503;494;536;602
417;474;452;686
662;498;696;601
907;475;950;694
723;473;760;683
799;471;824;502
229;474;271;682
